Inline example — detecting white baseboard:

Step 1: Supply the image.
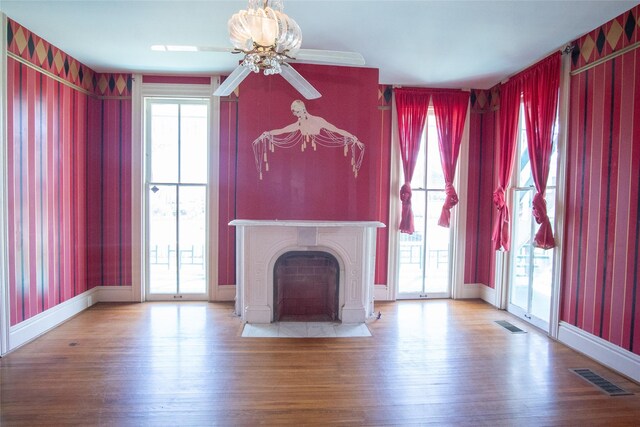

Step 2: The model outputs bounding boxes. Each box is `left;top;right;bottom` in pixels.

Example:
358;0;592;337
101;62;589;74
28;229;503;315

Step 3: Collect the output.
96;285;134;302
374;284;390;301
8;288;99;352
214;284;236;302
480;284;497;306
457;282;480;299
558;321;640;383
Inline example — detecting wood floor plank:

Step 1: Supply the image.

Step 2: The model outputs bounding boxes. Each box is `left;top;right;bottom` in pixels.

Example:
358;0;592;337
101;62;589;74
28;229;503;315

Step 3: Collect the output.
1;299;639;426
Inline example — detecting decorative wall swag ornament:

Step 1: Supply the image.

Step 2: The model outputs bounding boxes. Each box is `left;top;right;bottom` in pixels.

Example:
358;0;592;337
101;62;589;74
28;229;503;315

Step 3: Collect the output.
252;100;365;179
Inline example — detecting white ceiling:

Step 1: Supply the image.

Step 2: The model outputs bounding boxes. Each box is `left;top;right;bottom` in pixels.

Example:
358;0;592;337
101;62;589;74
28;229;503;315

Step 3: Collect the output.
2;0;639;89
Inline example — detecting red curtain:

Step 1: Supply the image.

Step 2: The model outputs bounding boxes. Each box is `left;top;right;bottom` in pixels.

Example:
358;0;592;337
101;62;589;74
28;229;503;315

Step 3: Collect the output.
394;88;430;234
432;91;470;227
492;79;521;251
522;53;561;249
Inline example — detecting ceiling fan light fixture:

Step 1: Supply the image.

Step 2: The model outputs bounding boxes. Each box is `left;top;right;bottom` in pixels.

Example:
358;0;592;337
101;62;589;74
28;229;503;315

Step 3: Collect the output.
227;0;302;75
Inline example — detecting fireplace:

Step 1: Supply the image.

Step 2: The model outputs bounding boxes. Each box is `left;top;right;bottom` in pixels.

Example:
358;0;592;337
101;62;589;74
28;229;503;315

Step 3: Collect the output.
274;251;339;322
230;220;385;324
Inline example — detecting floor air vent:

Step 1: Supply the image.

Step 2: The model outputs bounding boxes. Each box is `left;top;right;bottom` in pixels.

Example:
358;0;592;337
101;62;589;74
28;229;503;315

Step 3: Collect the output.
495;320;526;333
570;368;633;396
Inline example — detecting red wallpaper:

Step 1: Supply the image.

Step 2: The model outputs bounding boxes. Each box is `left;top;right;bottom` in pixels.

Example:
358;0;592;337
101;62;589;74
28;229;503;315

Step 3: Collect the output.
7;59;90;325
86;99;132;287
562;6;640;355
464;88;498;287
218;93;239;286
6;19;132;325
374;85;392;284
236;64;382;220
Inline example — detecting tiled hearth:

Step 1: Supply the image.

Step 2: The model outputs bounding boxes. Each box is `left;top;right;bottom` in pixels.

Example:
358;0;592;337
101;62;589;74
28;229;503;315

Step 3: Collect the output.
230;220;385;324
241;322;372;338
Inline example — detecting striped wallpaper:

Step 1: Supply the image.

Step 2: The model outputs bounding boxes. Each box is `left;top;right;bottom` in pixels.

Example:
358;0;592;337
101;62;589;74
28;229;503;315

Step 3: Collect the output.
217;92;239;286
374;85;392;285
464;88;498;287
6;19;132;325
7;59;89;325
561;5;640;355
86;99;132;287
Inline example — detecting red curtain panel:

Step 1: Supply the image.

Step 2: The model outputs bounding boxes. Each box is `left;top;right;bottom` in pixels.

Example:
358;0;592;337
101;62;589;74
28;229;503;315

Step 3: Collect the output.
432;91;470;227
492;79;521;251
394;88;430;234
522;53;561;249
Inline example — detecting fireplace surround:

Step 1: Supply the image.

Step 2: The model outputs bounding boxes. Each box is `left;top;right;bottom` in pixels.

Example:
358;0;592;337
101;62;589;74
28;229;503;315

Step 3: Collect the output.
230;220;385;324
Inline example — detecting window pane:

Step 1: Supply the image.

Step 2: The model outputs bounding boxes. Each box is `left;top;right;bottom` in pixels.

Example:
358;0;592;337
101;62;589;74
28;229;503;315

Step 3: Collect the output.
398;191;426;293
510;189;533;310
150;103;179;183
531;188;555;322
180;104;208;184
148;184;177;294
548;122;559;186
518;102;559;188
424;191;448;292
517;103;533;187
178;186;207;294
411;132;427;188
426;114;445;189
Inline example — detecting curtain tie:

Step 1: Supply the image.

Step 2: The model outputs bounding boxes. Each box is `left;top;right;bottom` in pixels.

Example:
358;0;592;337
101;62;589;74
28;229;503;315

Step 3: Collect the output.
443;182;459;208
437;183;459;228
493;186;506;211
400;183;412;205
399;183;415;234
532;192;549;224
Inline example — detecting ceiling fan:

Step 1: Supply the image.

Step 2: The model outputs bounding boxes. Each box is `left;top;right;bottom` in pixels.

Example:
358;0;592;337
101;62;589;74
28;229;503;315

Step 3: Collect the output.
208;0;365;99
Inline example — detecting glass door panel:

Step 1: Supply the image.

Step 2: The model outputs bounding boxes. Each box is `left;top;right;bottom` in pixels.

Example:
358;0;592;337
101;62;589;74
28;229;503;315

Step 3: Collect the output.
425;191;448;293
399;191;426;294
148;185;178;294
509;187;555;330
397;112;451;299
145;98;209;300
180;104;208;184
177;186;207;294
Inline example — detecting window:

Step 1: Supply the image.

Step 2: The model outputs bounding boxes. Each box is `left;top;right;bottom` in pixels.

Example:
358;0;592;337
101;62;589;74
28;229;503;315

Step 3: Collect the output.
397;111;451;298
145;98;210;299
508;100;558;328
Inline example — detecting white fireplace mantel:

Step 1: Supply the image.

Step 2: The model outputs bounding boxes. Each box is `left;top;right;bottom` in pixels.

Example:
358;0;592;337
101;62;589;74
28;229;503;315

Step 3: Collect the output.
230;220;385;324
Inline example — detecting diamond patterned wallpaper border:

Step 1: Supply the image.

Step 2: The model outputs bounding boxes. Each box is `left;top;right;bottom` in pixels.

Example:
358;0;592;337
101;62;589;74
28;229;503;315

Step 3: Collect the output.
572;5;639;71
7;18;131;98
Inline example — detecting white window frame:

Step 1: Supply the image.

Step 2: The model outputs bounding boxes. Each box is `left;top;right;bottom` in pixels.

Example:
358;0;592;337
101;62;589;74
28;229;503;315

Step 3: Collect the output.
131;75;221;302
387;95;470;301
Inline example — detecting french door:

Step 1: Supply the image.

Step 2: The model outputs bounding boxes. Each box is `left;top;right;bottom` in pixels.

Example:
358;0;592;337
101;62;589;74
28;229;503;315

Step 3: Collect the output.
507;102;558;330
145;98;209;300
397;111;451;299
508;187;556;330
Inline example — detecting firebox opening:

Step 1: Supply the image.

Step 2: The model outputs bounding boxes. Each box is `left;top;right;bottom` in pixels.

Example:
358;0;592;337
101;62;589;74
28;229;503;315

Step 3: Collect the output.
273;251;340;322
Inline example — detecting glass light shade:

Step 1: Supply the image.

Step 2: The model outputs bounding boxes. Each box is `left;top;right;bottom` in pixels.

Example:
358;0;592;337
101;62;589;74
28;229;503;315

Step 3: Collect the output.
228;8;279;49
274;11;302;53
228;1;302;53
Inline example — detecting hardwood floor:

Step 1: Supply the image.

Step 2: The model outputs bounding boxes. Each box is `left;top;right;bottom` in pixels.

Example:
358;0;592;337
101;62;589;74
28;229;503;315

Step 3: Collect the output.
1;299;639;426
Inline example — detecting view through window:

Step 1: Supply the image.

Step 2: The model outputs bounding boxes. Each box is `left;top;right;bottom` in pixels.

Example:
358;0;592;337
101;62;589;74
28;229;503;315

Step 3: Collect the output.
398;111;451;298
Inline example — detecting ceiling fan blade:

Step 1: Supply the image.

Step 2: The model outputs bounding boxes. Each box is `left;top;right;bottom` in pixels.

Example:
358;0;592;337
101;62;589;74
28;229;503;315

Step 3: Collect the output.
280;63;322;100
196;46;235;53
293;49;365;66
213;65;251;96
151;45;234;53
